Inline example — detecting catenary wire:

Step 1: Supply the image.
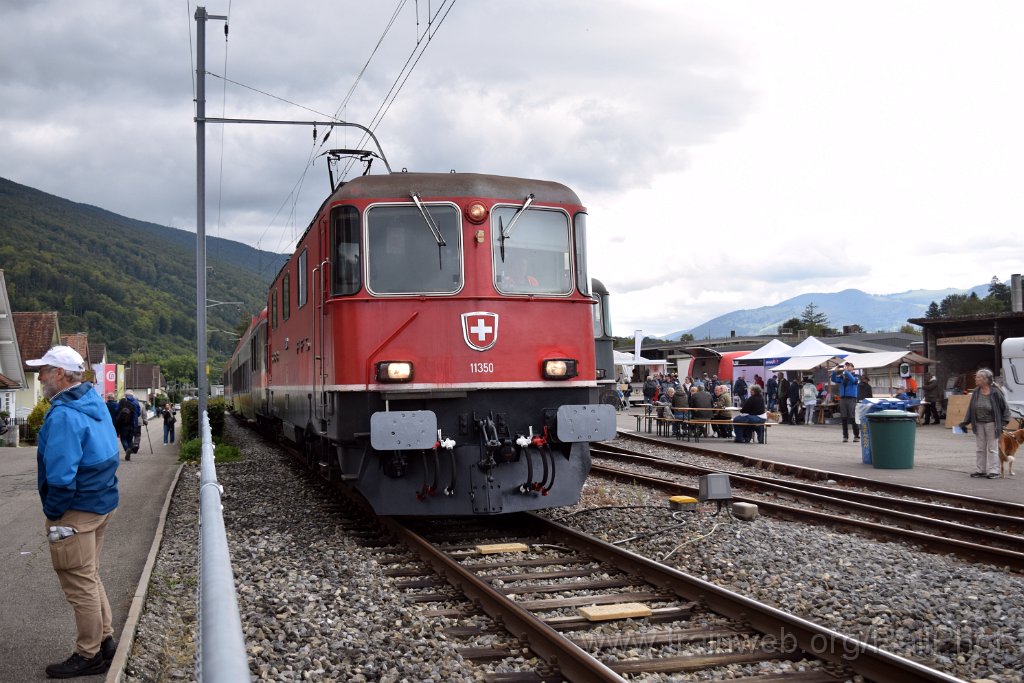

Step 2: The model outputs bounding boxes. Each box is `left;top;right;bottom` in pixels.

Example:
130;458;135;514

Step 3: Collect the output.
338;0;458;180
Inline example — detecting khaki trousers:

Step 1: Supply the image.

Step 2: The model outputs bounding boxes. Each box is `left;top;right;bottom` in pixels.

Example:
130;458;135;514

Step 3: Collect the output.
44;509;114;657
974;421;999;475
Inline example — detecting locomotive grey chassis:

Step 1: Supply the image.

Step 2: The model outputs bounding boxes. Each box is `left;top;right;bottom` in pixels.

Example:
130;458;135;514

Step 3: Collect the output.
265;384;614;515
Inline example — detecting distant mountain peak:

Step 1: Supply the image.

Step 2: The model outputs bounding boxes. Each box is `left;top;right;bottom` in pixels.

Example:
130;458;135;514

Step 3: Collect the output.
667;285;988;340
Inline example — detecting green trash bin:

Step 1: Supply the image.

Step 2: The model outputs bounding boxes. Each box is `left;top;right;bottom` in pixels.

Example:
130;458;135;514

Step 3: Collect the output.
865;410;917;469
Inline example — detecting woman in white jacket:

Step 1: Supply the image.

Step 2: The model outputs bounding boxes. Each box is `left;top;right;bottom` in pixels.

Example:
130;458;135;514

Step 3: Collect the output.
802;378;818;425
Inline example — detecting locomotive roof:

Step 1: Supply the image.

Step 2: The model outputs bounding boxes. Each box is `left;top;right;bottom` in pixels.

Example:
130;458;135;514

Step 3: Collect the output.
330;172;582;206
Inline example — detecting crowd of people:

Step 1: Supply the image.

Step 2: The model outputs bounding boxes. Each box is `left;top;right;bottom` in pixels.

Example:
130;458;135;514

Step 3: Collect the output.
629;361;954;445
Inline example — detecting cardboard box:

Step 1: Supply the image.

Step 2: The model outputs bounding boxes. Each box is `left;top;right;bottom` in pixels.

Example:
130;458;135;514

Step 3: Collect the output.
945;394;970;428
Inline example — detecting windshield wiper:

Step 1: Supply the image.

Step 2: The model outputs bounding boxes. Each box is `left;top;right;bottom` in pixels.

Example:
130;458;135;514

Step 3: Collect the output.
499;193;534;262
410;192;446;247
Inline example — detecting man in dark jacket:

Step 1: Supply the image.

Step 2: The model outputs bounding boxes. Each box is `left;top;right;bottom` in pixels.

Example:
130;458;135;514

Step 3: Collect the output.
732;376;748;403
114;390;146;460
104;392;118;426
787;378;801;424
922;371;942;425
777;375;790;423
27;346;119;678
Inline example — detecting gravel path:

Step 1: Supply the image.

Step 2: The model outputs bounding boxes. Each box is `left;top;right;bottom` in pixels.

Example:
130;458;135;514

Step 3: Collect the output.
122;420;475;682
123;422;1024;682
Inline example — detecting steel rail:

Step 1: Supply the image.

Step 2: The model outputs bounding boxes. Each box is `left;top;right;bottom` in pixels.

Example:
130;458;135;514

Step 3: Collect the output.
591;462;1024;570
592;447;1024;550
531;514;964;683
614;431;1024;516
376;515;625;683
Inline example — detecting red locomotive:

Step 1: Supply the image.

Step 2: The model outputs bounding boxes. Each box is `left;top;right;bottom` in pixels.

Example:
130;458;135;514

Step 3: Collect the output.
226;165;614;515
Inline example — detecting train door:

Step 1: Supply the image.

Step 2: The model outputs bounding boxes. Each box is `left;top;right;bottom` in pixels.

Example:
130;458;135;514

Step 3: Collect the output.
311;215;330;424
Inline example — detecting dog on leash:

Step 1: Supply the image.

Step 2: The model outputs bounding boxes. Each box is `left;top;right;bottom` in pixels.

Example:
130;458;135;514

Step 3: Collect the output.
998;429;1023;477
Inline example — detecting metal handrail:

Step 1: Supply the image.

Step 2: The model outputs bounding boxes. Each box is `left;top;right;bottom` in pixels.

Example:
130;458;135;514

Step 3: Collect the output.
197;411;250;681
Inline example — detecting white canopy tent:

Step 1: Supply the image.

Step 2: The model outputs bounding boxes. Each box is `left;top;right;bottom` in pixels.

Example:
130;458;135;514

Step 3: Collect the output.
786;336;848;358
614;350;668;380
770;336;848;374
741;339;795;360
772;354;838;372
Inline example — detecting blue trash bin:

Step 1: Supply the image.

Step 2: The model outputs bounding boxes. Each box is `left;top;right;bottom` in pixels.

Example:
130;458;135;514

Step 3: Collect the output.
857;398;908;464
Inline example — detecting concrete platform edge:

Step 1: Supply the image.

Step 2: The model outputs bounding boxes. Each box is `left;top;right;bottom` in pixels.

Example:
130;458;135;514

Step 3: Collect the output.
107;461;186;683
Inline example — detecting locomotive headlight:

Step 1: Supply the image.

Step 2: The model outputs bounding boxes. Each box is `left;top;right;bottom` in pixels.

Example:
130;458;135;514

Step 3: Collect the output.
543;358;578;380
377;361;413;382
465;201;488;224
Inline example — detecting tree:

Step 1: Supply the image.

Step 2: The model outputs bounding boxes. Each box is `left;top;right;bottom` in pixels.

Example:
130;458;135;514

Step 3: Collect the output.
925;301;941;318
800;303;829;327
799;303;830;336
899;323;920;334
678;333;694;343
777;317;801;335
161;354;198;386
987;276;1010;310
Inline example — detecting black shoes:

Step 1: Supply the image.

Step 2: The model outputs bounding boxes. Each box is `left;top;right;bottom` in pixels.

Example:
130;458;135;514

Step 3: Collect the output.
970;472;986;478
101;636;116;662
45;651;105;679
986;473;1000;479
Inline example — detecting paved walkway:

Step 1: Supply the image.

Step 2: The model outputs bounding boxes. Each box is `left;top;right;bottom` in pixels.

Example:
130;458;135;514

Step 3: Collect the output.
0;419;182;682
616;411;1024;505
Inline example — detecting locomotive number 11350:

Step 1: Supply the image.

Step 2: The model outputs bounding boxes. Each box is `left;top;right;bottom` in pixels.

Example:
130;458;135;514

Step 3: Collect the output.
469;362;495;374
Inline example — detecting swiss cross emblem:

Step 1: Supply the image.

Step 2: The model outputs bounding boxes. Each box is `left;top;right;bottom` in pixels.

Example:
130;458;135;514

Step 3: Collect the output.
461;312;498;351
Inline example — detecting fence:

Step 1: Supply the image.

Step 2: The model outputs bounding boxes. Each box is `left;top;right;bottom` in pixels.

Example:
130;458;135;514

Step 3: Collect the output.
197;410;250;681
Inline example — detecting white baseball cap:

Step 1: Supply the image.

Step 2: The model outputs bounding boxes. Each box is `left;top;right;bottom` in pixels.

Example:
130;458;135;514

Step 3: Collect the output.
25;345;86;372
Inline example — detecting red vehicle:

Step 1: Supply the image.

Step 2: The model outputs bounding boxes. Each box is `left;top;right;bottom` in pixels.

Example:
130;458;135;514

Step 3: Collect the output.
225;165;614;515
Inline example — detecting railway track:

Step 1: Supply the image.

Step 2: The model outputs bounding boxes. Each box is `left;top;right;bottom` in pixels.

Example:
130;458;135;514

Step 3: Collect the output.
592;440;1024;571
281;435;962;681
619;431;1024;518
375;512;962;682
248;420;1009;681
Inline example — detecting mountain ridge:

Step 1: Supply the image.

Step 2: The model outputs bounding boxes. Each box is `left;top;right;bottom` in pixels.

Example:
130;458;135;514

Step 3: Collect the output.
668;285;989;340
0;176;288;365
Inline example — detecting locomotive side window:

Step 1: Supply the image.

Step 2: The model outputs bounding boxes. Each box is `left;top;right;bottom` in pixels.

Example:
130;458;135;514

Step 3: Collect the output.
366;204;462;295
574;213;590;296
331;206;361;296
493;207;572;295
297;249;308;308
282;274;291;321
271;290;278;329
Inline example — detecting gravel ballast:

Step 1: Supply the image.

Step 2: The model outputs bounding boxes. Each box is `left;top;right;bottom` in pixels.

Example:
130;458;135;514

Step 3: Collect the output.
124;423;1024;682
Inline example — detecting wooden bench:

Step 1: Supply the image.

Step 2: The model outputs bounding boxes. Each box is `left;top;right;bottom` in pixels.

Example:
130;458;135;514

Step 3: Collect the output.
653;417;775;444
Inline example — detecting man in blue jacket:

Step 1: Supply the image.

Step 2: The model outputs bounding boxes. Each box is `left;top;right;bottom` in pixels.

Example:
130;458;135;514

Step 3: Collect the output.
830;360;861;443
27;346;119;678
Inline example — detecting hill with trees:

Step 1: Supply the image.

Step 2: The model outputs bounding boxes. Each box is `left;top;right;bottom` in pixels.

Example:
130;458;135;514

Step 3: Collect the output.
0;176;287;375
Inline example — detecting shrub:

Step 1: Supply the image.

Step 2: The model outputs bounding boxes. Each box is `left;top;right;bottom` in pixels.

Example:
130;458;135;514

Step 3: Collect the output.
179;397;227;442
178;437;242;464
26;397;51;442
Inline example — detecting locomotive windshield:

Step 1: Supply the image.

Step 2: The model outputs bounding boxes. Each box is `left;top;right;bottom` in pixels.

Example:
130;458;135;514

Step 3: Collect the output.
493;207;572;295
366;203;463;295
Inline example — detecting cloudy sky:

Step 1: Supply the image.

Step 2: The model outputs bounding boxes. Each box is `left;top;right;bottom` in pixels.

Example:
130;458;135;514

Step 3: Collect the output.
2;1;1021;337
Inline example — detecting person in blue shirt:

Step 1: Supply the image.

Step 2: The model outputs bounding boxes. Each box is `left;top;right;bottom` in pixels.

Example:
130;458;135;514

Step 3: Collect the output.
27;346;119;678
830;361;861;443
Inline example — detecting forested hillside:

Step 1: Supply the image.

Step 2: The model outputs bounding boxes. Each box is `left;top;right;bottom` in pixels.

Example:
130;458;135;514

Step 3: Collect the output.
0;177;286;366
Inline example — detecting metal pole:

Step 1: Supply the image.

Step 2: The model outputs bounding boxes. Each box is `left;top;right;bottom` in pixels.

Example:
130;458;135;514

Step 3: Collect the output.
196;5;208;417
